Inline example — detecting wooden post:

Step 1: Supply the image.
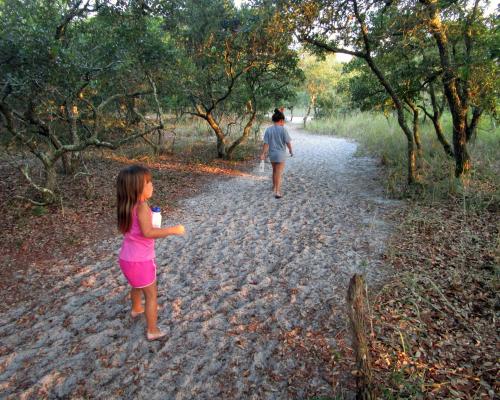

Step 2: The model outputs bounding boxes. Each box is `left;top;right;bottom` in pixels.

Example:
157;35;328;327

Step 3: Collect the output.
346;274;375;400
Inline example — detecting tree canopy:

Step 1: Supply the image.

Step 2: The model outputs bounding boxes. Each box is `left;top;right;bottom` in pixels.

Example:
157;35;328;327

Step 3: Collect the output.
1;0;497;201
272;0;498;181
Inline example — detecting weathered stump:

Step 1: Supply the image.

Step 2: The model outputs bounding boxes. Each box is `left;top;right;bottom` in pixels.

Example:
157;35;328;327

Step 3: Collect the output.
346;274;375;400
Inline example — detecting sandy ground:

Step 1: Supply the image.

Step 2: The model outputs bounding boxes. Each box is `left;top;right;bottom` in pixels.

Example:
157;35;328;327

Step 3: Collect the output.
0;124;401;399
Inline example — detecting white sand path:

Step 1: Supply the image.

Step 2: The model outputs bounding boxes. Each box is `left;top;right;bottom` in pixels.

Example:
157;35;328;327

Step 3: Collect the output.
0;125;401;399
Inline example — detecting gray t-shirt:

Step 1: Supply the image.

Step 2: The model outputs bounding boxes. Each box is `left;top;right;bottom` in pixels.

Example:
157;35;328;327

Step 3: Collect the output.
263;125;291;163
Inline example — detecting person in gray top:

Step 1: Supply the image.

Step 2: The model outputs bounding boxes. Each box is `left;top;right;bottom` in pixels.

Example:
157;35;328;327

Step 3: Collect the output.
260;109;293;199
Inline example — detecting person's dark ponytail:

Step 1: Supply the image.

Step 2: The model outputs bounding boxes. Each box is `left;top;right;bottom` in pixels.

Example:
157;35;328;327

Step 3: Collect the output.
272;108;285;122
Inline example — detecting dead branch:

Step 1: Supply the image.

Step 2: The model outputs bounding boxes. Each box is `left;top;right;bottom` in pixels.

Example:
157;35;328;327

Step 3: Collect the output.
346;274;375;400
18;164;55;202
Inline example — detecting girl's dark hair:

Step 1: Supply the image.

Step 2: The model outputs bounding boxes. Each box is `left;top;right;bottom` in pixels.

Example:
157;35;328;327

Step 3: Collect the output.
272;108;285;122
116;165;152;234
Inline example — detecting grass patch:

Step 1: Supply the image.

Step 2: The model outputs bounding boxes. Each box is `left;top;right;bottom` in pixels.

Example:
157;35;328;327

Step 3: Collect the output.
308;112;499;206
379;369;425;399
31;205;49;217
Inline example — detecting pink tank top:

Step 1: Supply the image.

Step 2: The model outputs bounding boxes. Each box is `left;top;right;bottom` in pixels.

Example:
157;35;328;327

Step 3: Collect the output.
119;204;155;261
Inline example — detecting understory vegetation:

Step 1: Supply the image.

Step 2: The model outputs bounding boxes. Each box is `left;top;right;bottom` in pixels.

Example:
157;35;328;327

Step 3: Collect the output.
309;112;499;397
308;112;499;204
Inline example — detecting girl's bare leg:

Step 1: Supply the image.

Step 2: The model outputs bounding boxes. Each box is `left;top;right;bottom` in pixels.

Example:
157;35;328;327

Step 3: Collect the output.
131;288;143;313
271;162;278;193
275;162;285;195
142;282;160;334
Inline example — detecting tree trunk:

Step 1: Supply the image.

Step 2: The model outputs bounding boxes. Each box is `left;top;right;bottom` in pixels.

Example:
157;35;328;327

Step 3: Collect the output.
466;106;482;143
412;109;422;157
349;1;417;184
396;110;417;185
428;83;454;157
413;120;422;165
147;73;166;154
226;102;257;159
303;95;316;128
431;115;454;157
389;102;416;184
61;152;73;174
142;134;160;155
421;0;472;177
125;97;140;125
362;55;416;183
205;112;227;158
18;162;57;204
216;136;227;158
406;101;423;174
157;129;164;153
289;106;294;122
346;274;375;400
195;106;228;158
66;105;80;174
303;6;418;184
452;118;471;176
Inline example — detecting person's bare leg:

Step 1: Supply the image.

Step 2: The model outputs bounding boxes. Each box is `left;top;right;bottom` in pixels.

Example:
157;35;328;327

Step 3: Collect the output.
131;288;143;314
142;282;160;334
271;162;277;193
275;162;285;196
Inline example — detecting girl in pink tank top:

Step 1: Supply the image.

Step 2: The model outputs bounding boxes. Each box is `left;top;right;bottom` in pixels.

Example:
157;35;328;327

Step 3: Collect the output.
117;165;185;341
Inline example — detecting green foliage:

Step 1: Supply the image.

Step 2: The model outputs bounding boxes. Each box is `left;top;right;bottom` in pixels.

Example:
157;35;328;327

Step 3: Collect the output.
31;205;48;217
0;0;183;201
0;0;303;177
277;0;498;181
298;53;352;117
164;0;301;115
4;0;495;191
0;0;173;139
380;368;424;399
151;0;302;157
308;112;500;202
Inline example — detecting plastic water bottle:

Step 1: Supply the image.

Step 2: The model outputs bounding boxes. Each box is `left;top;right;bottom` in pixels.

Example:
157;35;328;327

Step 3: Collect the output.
259;160;265;173
151;206;162;228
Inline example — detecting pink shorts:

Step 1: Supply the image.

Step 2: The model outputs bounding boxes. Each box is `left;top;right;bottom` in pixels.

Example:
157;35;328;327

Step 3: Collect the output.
119;259;157;288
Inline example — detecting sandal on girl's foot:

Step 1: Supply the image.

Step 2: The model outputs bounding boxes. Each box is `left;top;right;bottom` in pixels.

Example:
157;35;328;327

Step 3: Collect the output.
275;193;282;199
147;331;167;341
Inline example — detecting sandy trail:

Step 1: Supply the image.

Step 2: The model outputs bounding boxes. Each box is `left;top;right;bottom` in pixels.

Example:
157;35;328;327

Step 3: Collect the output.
0;124;401;399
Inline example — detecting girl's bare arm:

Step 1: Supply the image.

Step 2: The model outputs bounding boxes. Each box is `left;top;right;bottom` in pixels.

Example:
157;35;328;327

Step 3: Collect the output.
137;202;185;238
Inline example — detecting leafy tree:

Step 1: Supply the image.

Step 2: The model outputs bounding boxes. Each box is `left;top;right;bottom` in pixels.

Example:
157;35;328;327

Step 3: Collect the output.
299;53;347;125
343;25;454;161
162;0;301;159
273;0;423;183
0;1;168;202
416;0;498;176
271;0;498;182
